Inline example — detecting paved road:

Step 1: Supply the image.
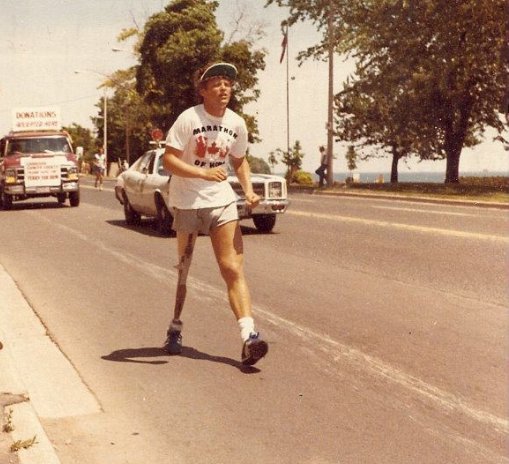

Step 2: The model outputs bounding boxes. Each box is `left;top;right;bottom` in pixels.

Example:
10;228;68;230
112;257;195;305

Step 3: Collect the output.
0;178;507;464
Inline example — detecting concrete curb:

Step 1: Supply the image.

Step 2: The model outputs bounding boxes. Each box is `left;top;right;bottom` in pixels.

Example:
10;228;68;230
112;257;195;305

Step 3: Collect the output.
0;265;61;464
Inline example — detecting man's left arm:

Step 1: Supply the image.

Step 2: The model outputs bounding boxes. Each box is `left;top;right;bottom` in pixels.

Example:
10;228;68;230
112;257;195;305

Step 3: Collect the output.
230;156;260;209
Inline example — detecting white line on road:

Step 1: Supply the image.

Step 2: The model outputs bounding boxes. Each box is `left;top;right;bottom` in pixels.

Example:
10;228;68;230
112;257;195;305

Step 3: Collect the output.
287;210;509;243
371;205;487;217
31;208;509;438
256;307;509;436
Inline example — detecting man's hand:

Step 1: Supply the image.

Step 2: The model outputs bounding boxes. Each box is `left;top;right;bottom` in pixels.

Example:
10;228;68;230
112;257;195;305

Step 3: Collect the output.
245;191;260;209
202;166;228;182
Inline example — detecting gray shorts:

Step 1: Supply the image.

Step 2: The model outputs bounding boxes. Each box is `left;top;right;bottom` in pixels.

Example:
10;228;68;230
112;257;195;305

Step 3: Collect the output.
172;202;239;235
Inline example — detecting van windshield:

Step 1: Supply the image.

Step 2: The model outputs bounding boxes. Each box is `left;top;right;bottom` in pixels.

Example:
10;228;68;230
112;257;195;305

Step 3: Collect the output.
8;136;72;155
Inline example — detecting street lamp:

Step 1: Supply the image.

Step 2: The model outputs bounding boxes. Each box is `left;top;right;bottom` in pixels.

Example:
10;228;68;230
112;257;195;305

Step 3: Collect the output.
74;69;109;174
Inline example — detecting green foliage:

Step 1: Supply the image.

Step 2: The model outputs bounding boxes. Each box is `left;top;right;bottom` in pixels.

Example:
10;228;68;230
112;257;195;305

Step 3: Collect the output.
345;145;357;172
63;123;94;156
267;0;508;184
136;0;266;139
292;170;314;185
270;140;305;182
246;155;271;174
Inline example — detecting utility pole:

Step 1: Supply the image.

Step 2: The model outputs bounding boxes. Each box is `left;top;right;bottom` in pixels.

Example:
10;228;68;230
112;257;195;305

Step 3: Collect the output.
284;23;290;158
326;2;335;188
103;89;108;173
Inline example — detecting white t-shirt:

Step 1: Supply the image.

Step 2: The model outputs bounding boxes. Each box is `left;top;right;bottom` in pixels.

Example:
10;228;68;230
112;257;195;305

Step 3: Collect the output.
165;104;248;209
94;153;106;169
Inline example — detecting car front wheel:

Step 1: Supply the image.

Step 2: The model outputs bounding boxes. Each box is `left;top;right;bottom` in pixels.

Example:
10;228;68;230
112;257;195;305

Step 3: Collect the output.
253;214;276;233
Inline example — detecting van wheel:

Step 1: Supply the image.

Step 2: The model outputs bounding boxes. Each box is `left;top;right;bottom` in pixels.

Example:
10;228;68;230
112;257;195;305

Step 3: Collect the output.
1;191;13;210
57;193;66;204
69;191;80;207
253;214;276;233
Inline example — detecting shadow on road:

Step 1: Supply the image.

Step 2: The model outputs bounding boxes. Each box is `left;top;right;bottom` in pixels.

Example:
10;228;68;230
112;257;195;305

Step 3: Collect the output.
0;201;67;211
101;346;260;373
106;219;174;238
106;219;271;238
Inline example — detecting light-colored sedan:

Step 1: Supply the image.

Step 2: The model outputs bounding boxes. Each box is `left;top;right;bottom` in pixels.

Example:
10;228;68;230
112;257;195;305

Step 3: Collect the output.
115;148;289;234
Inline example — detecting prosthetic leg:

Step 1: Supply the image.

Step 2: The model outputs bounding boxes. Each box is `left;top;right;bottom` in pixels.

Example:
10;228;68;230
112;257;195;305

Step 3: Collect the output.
164;233;196;354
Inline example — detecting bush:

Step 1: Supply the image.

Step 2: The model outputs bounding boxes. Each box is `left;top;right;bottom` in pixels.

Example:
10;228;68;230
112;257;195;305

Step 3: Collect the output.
291;170;314;186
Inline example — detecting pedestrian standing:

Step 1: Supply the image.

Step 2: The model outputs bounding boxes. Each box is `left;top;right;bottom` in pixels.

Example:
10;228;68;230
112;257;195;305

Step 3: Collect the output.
93;147;106;190
162;62;268;366
315;145;327;188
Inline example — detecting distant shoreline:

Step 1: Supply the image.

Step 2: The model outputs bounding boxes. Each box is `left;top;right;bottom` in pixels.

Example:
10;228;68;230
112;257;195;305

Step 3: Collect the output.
277;171;508;184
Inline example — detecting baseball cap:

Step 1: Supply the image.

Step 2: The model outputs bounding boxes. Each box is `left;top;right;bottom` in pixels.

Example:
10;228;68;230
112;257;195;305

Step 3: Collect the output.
199;63;237;82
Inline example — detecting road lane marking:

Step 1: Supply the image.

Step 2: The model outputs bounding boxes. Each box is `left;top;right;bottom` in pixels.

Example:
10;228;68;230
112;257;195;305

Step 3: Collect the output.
257;307;509;436
287;210;509;243
32;209;509;438
371;205;487;217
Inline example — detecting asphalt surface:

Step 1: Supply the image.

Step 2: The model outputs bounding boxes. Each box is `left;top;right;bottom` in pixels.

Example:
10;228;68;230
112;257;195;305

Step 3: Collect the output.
0;178;507;464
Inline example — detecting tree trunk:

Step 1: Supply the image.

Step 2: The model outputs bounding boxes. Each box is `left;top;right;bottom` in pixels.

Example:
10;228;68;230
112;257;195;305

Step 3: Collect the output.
443;94;473;184
390;145;400;183
445;148;461;183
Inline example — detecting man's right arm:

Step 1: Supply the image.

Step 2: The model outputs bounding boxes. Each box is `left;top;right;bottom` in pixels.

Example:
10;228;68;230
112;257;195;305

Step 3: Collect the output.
162;146;227;182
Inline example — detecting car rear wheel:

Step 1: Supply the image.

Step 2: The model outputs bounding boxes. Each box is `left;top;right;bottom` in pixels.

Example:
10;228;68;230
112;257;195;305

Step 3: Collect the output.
253;214;276;233
123;192;141;225
155;194;173;235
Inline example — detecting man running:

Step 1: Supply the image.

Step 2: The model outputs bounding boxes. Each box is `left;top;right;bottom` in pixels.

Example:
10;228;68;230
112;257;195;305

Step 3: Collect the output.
162;62;268;366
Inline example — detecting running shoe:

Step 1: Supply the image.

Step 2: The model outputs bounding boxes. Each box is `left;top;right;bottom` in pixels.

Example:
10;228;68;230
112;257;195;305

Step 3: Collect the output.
241;332;268;366
164;328;182;355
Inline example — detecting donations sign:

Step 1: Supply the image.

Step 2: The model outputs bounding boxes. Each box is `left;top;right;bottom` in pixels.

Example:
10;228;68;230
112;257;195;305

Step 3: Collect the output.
12;106;61;132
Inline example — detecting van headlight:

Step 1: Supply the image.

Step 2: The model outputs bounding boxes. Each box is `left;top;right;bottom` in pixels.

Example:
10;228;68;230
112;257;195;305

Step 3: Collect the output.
67;166;79;181
5;168;17;184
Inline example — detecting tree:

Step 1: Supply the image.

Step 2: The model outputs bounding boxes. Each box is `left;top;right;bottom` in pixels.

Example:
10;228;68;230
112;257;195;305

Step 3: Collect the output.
270;140;305;182
98;68;154;165
136;0;266;141
63;123;95;156
335;67;426;183
268;0;507;184
339;0;507;183
246;154;271;174
345;145;357;172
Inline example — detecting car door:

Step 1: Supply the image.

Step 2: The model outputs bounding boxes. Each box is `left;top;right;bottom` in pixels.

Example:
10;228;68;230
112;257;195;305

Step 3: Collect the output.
124;151;154;212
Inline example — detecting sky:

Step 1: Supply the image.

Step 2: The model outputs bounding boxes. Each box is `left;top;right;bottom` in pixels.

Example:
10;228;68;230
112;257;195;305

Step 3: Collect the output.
1;0;507;176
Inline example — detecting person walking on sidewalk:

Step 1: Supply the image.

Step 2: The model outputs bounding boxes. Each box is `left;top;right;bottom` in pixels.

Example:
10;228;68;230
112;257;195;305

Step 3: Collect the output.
315;145;327;188
93;147;106;190
162;62;268;366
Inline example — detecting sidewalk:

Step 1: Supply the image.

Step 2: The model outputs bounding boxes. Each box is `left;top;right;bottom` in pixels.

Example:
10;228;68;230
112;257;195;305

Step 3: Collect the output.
289;185;509;209
0;264;100;464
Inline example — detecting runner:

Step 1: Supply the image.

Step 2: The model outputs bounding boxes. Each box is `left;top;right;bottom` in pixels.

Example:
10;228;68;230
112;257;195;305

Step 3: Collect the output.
93;147;106;190
162;62;268;366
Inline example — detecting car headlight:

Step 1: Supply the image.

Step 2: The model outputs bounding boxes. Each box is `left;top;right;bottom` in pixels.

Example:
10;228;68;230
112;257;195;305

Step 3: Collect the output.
268;182;282;198
5;168;17;184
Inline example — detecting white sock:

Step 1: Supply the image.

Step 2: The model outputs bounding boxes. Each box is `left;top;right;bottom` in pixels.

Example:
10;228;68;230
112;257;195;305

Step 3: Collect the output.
238;317;255;342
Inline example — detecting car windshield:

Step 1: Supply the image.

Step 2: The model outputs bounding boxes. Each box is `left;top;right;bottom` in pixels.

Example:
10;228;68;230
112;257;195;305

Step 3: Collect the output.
8;136;72;154
156;154;171;177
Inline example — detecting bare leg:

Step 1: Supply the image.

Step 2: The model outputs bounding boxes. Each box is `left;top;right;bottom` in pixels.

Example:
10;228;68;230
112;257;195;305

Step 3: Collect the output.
209;221;252;320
